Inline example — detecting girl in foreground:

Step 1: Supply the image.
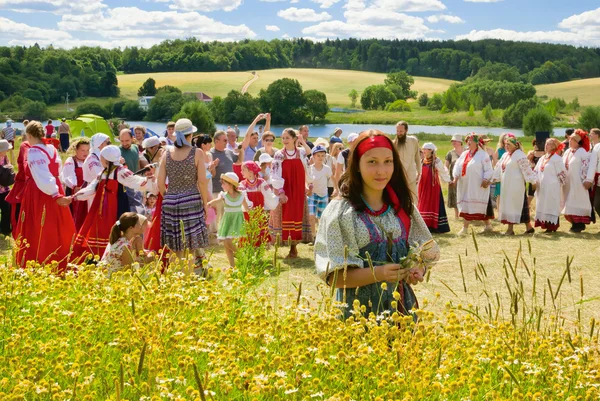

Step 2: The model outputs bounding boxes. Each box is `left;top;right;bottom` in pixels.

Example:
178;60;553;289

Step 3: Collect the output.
314;130;439;320
101;212;152;275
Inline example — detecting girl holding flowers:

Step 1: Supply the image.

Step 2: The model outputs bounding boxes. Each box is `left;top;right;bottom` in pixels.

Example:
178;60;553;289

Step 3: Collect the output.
101;212;152;275
208;172;252;268
314;130;439;320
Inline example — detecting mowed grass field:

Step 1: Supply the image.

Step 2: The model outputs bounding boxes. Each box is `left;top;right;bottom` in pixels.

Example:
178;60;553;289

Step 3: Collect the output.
117;68;457;106
536;77;600;106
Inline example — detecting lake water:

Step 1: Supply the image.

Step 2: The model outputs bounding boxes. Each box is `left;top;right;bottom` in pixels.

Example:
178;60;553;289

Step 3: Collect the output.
9;120;570;139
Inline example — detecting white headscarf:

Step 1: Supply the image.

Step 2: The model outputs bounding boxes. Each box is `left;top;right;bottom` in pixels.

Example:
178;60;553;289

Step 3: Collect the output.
91;133;110;156
100;145;122;166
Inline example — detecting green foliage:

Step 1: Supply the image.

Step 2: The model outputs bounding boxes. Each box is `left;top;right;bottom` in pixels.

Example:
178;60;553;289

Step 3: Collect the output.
23;101;48;120
360;84;396;110
544;97;566;116
523;107;554;136
259;78;305;124
220;90;260;123
147;89;185;121
502;98;539;128
578;106;600;131
303;89;329;122
384;71;416;99
468;104;475;117
122;100;146;120
570;97;581;112
108;118;122;137
76;102;110;118
442;85;465;111
234;207;273;285
483;103;494;122
137;77;157;97
348;89;358;108
427;93;443;111
442;81;536;110
528;61;574;85
418;93;429;107
467;62;522;83
385;99;411;112
173;101;216;135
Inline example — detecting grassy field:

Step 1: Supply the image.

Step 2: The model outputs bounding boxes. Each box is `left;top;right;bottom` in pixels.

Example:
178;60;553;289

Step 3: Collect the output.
117;69;457;107
536;77;600;106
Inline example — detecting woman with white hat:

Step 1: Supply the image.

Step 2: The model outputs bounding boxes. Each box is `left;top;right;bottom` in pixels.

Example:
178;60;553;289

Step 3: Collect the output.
418;142;451;233
72;145;155;259
157;118;211;270
82;132;111;210
14;121;75;273
444;134;463;218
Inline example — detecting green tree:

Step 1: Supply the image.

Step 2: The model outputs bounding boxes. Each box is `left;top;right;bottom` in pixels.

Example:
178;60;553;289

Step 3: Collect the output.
483;103;494;122
502;98;538;128
418;93;429;107
578;106;600;131
76;102;110;118
23;101;48;120
209;96;225;122
147;90;185;121
303;89;329;122
384;71;416;99
360;84;395;110
258;78;305;124
173;101;216;134
348;89;358;108
468;104;475;117
427;93;443;111
385;99;411;112
138;78;157;97
221;90;260;123
122;100;146;120
523;107;554;136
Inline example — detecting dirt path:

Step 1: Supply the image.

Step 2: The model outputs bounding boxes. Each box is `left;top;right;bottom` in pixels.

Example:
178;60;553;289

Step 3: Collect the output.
241;72;259;94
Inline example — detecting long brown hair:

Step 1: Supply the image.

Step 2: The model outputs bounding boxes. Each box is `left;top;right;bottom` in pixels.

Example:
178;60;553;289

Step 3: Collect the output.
109;212;139;245
339;130;413;215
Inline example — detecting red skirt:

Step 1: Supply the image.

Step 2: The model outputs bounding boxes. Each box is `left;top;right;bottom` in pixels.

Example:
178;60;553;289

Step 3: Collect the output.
144;193;163;251
281;158;305;241
72;180;119;260
243;191;270;245
15;181;76;273
418;165;442;228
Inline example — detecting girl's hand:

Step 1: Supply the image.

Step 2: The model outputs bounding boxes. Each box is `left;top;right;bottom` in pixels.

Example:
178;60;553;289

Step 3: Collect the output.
406;266;426;285
374;264;410;283
279;194;288;204
56;196;71;207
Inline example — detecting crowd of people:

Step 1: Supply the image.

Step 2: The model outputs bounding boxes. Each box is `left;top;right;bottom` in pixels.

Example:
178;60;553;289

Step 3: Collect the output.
2;115;599;288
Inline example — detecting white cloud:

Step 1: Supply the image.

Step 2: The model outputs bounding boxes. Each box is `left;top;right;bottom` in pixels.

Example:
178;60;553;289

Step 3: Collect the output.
277;7;331;22
265;25;280;31
167;0;242;12
372;0;446;12
0;0;105;15
427;14;464;23
311;0;342;8
0;16;72;45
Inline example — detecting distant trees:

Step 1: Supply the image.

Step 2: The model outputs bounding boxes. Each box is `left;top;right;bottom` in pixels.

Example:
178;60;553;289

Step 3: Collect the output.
348;89;358;108
173;101;216;134
523;107;554;136
578;106;600;131
502;98;539;128
138;78;157;97
303;90;329;122
259;78;306;124
361;71;416;110
147;86;189;121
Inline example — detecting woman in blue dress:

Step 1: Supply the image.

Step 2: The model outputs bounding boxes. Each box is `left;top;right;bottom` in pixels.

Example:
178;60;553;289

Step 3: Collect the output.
314;130;440;320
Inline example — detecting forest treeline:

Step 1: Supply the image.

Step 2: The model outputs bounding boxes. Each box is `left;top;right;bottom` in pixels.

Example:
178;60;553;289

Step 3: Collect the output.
1;38;599;115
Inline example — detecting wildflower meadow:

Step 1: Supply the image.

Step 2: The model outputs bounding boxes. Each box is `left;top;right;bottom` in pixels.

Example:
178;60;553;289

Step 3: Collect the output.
1;220;600;400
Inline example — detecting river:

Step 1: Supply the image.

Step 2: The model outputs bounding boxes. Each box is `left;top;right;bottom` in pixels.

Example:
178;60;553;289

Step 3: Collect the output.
9;120;569;138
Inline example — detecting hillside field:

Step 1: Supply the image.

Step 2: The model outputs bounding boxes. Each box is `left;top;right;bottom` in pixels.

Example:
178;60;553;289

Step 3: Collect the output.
117;68;457;106
536;77;600;106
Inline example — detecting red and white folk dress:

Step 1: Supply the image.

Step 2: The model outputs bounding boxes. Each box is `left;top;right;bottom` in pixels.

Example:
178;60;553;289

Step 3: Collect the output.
61;156;88;230
239;177;274;244
15;144;76;272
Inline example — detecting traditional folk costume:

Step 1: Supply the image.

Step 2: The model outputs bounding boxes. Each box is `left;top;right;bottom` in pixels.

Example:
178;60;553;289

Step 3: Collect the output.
72;146;152;259
315;136;439;320
269;147;313;244
492;143;537;225
82;133;110;210
587;141;600;222
453;139;494;221
562;138;592;229
61;156;88;230
533;149;566;231
417;144;451;233
5;140;30;237
15;143;76;272
238;161;276;244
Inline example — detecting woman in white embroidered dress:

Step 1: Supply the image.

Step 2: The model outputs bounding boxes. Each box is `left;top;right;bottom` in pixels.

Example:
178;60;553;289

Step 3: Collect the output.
562;129;593;233
533;138;566;233
492;133;537;235
452;133;494;236
82;133;111;209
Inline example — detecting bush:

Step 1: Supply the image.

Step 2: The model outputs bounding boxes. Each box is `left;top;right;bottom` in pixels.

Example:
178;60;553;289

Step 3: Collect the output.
76;102;110;118
173;101;216;135
502;98;539;128
482;103;494;122
578;106;600;131
360;84;396;110
385;99;411;112
23;101;48;120
468;104;475;117
147;90;185;122
418;93;429;107
523;106;554;136
121;100;146;120
427;93;443;111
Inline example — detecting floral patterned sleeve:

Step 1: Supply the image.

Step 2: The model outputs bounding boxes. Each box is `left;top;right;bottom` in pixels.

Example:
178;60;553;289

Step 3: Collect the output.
554;156;567;185
314;199;364;282
517;157;537;184
271;150;284;185
579;153;591;183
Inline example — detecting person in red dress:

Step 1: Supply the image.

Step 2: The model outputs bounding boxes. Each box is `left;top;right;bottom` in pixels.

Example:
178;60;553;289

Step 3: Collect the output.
5;120;31;237
45;120;54;138
14;121;75;273
60;137;90;230
269;128;313;258
417;143;452;233
238;160;278;245
71;145;155;260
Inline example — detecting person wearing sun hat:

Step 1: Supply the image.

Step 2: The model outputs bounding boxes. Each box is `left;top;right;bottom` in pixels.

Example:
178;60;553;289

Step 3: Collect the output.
331;127;343;139
157;118;211;269
418;142;451;233
445;134;464;218
207;172;253;268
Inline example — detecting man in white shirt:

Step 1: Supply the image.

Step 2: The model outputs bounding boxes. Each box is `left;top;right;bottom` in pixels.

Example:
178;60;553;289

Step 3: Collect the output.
394;121;421;202
225;128;239;153
585;128;600;223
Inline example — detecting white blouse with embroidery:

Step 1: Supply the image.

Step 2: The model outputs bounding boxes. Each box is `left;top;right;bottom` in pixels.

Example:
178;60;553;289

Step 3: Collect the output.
27;144;62;198
73;165;151;202
61;157;85;189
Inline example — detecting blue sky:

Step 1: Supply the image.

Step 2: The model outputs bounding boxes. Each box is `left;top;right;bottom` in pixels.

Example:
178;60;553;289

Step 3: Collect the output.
0;0;598;49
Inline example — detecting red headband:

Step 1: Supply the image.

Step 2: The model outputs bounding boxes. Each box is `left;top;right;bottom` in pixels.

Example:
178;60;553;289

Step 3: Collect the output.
356;135;393;158
243;161;261;175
